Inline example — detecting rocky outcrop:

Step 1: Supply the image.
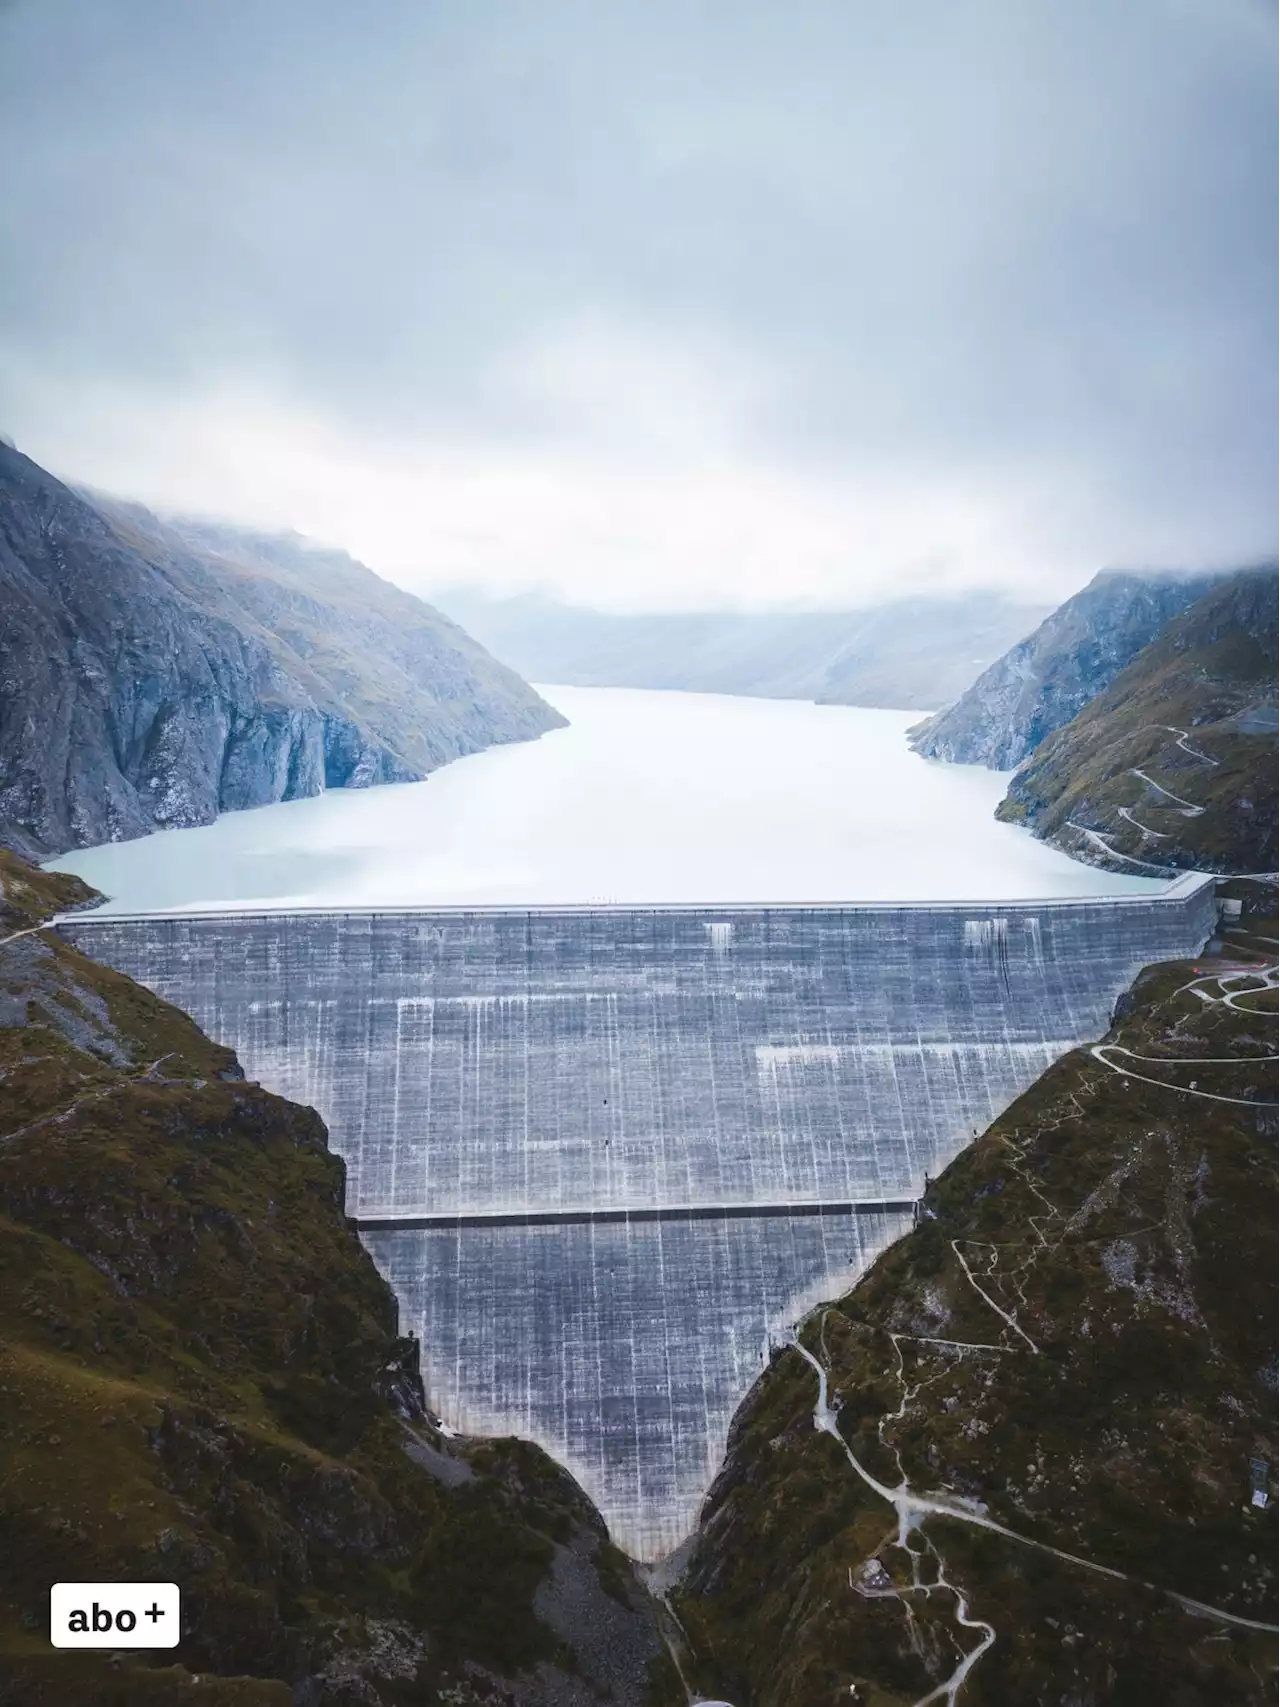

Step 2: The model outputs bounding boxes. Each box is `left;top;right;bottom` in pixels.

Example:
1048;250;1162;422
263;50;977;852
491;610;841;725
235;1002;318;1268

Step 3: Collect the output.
997;566;1278;876
908;568;1233;769
435;588;1050;710
0;443;565;861
673;905;1277;1705
0;853;679;1707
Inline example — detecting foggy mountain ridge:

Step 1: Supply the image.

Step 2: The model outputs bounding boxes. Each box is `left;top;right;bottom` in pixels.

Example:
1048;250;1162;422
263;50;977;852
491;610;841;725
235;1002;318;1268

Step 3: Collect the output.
431;587;1053;711
996;564;1279;876
907;565;1251;769
0;443;565;861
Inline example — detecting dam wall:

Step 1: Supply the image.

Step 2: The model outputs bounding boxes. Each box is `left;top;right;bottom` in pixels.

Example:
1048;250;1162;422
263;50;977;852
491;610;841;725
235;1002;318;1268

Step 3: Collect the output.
61;875;1217;1557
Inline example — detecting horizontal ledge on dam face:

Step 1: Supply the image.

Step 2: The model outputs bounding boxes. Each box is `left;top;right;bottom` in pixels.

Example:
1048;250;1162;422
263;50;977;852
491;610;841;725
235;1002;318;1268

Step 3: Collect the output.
52;868;1216;926
353;1198;921;1231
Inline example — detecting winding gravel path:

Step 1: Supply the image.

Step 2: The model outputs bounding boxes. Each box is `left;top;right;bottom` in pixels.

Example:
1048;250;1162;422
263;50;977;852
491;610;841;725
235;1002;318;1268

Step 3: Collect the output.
781;1276;1279;1705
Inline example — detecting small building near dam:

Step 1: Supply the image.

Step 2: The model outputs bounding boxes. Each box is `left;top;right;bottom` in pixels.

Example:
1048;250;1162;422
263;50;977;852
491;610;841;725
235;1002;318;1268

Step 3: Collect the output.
61;871;1217;1559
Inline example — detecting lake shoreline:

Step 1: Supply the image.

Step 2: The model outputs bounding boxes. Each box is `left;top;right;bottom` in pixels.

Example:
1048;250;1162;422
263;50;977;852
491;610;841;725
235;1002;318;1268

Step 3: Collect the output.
49;685;1167;914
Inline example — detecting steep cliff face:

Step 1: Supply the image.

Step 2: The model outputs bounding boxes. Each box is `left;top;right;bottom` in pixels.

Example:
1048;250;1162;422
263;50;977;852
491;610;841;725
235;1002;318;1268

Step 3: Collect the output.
0;444;565;861
434;589;1049;710
674;898;1277;1706
997;567;1278;876
0;854;678;1707
908;569;1232;768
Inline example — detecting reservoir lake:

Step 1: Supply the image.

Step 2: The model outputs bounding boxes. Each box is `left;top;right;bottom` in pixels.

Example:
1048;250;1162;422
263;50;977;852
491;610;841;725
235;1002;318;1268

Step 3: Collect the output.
48;685;1167;913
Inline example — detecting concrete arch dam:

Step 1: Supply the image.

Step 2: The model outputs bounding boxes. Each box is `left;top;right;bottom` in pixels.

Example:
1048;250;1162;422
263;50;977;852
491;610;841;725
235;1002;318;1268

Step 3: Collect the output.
61;875;1216;1560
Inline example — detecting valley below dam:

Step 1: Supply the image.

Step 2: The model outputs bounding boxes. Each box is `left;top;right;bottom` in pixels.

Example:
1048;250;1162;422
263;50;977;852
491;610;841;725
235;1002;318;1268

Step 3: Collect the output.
50;687;1213;1561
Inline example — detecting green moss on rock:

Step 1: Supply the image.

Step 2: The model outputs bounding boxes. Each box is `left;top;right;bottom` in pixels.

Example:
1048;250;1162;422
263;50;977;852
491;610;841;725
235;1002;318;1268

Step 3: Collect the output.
0;855;676;1707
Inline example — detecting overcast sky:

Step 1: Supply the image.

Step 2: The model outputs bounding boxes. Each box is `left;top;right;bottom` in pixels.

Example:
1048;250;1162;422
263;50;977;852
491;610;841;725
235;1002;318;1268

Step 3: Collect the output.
0;0;1274;612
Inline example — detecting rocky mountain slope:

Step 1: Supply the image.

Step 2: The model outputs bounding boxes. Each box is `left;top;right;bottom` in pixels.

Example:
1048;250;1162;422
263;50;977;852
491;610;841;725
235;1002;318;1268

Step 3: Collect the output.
0;443;565;862
908;568;1235;768
434;589;1049;711
0;853;678;1707
673;889;1277;1706
997;567;1278;876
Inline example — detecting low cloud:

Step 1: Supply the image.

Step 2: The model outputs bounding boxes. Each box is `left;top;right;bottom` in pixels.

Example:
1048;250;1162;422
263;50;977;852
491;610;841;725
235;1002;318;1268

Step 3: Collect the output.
0;0;1274;610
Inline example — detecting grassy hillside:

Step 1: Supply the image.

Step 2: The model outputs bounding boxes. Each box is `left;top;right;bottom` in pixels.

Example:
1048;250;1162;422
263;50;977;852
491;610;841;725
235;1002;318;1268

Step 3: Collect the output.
0;850;99;933
674;888;1277;1705
997;567;1278;875
0;856;677;1707
909;568;1232;768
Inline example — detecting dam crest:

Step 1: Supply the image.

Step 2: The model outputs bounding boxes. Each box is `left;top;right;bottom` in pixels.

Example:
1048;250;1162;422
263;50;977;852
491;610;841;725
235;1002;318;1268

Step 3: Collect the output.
62;873;1217;1559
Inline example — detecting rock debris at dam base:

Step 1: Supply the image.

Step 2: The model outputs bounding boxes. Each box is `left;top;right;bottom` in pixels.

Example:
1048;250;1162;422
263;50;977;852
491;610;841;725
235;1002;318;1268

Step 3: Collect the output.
62;875;1216;1559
